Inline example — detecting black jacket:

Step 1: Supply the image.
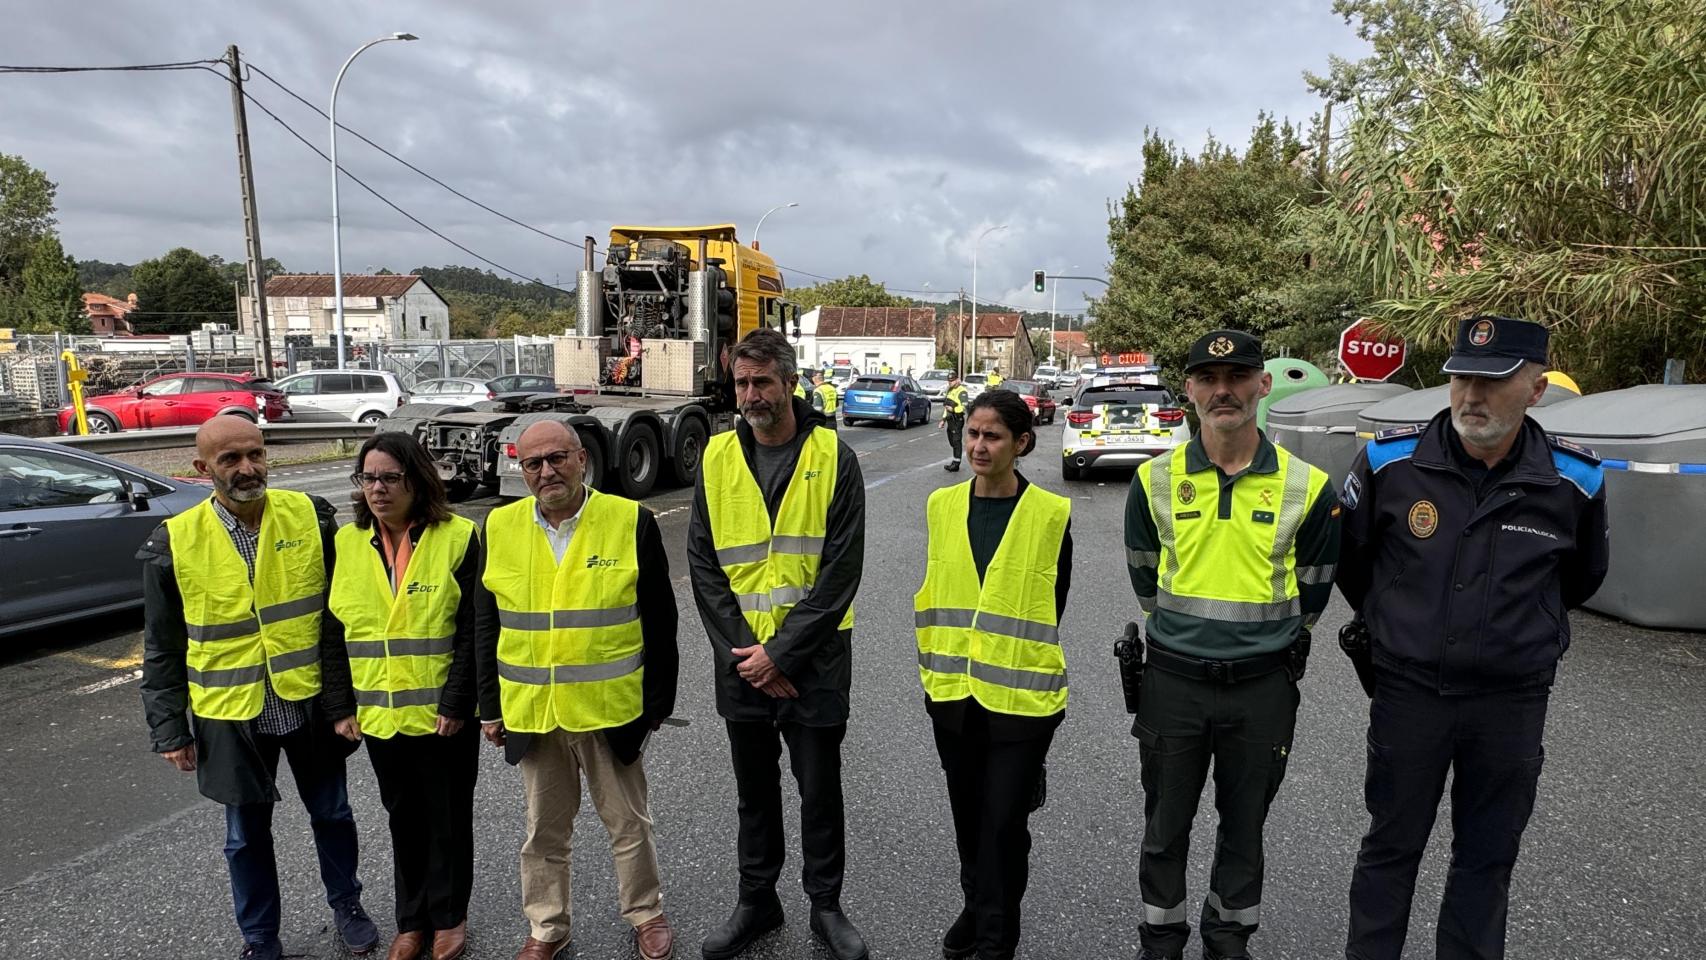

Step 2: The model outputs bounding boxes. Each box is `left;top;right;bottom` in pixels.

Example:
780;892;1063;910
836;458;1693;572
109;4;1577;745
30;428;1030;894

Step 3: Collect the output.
1336;411;1610;694
473;501;679;766
688;398;865;725
138;493;359;807
318;520;482;724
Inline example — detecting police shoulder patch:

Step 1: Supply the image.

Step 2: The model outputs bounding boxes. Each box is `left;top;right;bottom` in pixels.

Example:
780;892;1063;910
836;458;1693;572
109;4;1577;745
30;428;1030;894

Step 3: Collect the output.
1366;435;1420;474
1548;434;1600;464
1548;436;1605;498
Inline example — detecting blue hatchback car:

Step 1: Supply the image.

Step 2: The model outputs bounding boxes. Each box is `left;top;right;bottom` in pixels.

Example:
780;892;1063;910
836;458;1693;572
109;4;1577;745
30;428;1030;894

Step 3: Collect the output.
840;374;932;428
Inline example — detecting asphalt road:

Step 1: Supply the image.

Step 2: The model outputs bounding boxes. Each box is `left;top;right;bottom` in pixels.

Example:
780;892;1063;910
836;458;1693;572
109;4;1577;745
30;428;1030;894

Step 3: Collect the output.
1;409;1702;960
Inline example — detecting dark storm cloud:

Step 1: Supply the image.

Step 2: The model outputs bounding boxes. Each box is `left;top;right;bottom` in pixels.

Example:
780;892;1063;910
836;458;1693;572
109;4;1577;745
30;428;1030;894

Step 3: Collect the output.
1;0;1363;311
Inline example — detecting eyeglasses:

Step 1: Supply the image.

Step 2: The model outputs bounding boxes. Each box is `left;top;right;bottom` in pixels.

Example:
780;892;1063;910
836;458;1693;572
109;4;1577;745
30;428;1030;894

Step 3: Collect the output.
519;450;574;474
350;471;406;488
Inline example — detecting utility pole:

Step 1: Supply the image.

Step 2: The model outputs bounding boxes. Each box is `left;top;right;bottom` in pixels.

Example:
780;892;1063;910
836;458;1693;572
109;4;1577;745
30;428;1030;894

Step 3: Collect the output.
226;45;275;374
956;288;966;378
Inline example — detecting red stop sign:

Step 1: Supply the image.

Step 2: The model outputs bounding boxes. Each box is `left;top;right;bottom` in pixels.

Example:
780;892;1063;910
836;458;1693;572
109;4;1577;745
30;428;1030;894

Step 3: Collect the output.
1338;319;1407;381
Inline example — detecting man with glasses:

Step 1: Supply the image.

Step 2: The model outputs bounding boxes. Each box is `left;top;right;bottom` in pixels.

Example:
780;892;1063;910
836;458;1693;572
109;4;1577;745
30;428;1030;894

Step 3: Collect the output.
139;415;377;960
475;419;680;960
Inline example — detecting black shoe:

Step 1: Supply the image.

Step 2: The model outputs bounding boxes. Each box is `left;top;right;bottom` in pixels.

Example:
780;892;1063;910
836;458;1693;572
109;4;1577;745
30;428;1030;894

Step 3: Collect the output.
942;908;975;959
332;900;380;955
239;942;283;960
809;906;868;960
701;896;784;960
1136;950;1182;960
1203;951;1251;960
945;461;960;472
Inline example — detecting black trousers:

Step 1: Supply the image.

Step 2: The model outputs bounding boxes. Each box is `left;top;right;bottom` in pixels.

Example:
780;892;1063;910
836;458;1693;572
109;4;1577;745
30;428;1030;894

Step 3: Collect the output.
725;719;847;907
364;723;480;932
1134;666;1298;958
1346;674;1549;960
945;413;964;461
932;704;1056;960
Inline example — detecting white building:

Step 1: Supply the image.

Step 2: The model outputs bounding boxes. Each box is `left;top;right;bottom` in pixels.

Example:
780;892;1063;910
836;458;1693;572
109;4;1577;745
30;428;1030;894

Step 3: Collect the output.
240;274;451;341
809;306;938;376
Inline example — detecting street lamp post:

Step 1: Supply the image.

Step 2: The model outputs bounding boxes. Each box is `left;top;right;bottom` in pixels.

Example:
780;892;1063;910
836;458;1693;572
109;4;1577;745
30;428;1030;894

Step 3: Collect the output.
752;202;798;251
1049;263;1077;365
331;32;416;369
970;224;1007;375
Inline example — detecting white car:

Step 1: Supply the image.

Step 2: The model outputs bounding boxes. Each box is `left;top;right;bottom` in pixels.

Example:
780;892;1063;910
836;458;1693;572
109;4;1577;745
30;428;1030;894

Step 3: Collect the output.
273;369;410;423
1032;364;1062;389
411;377;494;406
1061;381;1191;481
918;369;954;402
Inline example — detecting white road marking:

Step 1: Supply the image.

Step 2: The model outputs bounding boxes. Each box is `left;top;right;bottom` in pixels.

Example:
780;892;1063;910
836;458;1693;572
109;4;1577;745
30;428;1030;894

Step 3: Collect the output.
74;670;142;696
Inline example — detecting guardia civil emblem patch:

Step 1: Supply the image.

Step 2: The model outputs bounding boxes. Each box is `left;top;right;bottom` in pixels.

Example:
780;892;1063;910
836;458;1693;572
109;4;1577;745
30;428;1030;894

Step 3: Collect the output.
1178;480;1197;505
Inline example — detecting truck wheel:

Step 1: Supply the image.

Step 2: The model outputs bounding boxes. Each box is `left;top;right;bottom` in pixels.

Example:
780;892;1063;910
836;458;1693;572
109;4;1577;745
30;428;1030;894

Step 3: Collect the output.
667;416;708;488
615;423;660;499
576;426;607;492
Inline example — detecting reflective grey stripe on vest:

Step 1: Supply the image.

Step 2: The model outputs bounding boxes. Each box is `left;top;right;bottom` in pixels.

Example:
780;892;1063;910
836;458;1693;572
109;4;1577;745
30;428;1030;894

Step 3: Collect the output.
497;650;644;685
258;594;321;624
269;646;319;673
915;607;977;630
769;585;808;607
975;612;1059;646
918;650;969;674
770;534;823;555
354;688;389;707
354;686;440;709
1157;591;1301;623
969;660;1066;693
347;637;453;658
1296;563;1336;585
1143;900;1189;926
1147;455;1178;595
737;593;773;613
1205;890;1260;926
498;607;639;630
1268;460;1314;601
716;542;770;566
1136;592;1157;614
1127;548;1159;569
186;617;260;642
186;663;265;688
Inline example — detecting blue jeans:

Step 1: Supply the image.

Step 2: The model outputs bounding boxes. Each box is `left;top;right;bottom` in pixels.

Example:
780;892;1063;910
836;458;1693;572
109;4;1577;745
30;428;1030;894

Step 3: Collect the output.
223;727;363;944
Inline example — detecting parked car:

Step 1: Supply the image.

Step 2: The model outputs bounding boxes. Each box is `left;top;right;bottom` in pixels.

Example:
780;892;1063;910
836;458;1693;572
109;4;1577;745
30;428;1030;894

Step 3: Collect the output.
0;433;210;637
918;368;954;402
841;374;932;428
411;377;495;406
1060;381;1190;481
1004;380;1058;424
827;364;858;390
57;372;288;435
486;373;559;395
1032;365;1062;390
271;369;409;423
962;372;993;402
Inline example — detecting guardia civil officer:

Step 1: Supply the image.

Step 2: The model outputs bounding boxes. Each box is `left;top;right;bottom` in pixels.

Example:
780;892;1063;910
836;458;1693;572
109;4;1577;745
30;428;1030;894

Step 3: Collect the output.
321;431;480;960
915;389;1072;960
811;369;840;430
941;371;969;471
1338;316;1608;960
1123;330;1340;960
139;416;378;960
688;328;868;960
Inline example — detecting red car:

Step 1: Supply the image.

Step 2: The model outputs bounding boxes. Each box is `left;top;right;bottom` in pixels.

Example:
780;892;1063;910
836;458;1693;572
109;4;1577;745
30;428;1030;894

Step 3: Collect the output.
58;372;291;434
1002;379;1058;424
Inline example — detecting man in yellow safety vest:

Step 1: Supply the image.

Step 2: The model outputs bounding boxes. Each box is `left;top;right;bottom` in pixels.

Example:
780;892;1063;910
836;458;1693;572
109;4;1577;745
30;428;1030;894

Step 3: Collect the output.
139;415;377;960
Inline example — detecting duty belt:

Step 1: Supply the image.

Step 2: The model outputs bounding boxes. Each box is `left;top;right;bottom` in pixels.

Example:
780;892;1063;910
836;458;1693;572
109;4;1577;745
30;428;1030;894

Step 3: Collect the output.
1145;641;1290;684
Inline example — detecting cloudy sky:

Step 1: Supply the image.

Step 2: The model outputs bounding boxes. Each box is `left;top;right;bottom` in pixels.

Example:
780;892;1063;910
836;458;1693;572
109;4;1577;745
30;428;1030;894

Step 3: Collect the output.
3;1;1364;315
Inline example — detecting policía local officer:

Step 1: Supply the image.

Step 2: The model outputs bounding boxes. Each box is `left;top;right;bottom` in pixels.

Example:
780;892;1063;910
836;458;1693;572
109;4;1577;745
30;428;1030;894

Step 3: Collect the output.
1338;316;1609;960
811;369;839;430
139;415;378;960
688;328;868;960
942;371;969;472
1123;330;1340;960
915;389;1072;960
321;432;480;960
476;419;679;960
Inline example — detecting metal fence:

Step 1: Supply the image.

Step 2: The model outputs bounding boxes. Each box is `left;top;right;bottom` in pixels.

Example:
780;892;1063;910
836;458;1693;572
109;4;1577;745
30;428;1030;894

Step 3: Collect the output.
0;332;259;411
305;336;556;391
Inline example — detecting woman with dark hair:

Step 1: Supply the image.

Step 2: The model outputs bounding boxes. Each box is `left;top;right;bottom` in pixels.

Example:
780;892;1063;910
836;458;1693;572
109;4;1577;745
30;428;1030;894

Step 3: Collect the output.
322;431;481;960
913;389;1073;960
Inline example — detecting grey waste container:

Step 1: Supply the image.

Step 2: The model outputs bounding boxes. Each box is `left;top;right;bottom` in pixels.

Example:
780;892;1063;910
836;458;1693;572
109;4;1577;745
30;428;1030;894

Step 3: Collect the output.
1269;383;1412;482
1355;382;1578;451
1532;384;1706;630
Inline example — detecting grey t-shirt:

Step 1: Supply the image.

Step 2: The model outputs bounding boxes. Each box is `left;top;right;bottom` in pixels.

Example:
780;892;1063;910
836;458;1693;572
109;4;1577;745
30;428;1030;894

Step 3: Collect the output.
750;433;804;516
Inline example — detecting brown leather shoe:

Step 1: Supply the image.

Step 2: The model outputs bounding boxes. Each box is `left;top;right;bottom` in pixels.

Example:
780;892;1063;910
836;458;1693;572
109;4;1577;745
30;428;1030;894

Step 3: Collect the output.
514;935;568;960
431;923;467;960
636;915;673;960
386;931;427;960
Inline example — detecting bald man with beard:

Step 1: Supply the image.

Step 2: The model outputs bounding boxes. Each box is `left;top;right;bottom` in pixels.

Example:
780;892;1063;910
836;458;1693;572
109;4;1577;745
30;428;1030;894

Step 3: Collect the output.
139;415;378;960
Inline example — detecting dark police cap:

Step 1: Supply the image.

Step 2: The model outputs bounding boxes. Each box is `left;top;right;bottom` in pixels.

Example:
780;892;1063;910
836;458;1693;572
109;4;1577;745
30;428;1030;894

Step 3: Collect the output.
1442;315;1549;379
1184;329;1264;373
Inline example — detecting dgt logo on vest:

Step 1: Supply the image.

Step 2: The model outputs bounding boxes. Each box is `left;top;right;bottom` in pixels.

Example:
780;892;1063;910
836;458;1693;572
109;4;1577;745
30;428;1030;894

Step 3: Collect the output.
405;581;440;594
585;555;620;569
273;538;304;551
803;470;821;480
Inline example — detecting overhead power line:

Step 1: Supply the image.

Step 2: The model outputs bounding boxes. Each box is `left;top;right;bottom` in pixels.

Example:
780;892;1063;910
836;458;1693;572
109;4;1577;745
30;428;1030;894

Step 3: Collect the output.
0;59;223;74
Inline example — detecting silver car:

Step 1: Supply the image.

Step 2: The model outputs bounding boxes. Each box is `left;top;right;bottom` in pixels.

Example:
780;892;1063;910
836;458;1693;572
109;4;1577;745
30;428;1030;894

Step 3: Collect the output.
0;434;211;637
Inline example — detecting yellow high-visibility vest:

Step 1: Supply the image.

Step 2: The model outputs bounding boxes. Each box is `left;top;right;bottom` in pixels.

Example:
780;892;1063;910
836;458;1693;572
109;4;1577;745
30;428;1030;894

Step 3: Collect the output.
1134;442;1328;623
328;515;475;738
703;427;854;644
482;491;644;733
814;381;838;414
794;381;807;398
166;491;324;721
944;384;968;415
914;480;1070;717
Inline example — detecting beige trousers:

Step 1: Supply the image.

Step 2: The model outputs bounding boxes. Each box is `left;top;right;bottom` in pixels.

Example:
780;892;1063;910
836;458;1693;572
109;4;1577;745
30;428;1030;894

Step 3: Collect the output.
519;727;663;944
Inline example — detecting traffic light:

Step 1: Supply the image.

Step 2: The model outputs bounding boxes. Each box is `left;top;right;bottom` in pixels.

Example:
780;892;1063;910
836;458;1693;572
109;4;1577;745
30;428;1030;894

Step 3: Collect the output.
1033;270;1046;293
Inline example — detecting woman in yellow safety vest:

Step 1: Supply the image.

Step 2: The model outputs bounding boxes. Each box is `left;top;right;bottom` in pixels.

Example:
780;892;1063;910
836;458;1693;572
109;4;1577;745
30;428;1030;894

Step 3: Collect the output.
913;388;1072;960
322;431;480;960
